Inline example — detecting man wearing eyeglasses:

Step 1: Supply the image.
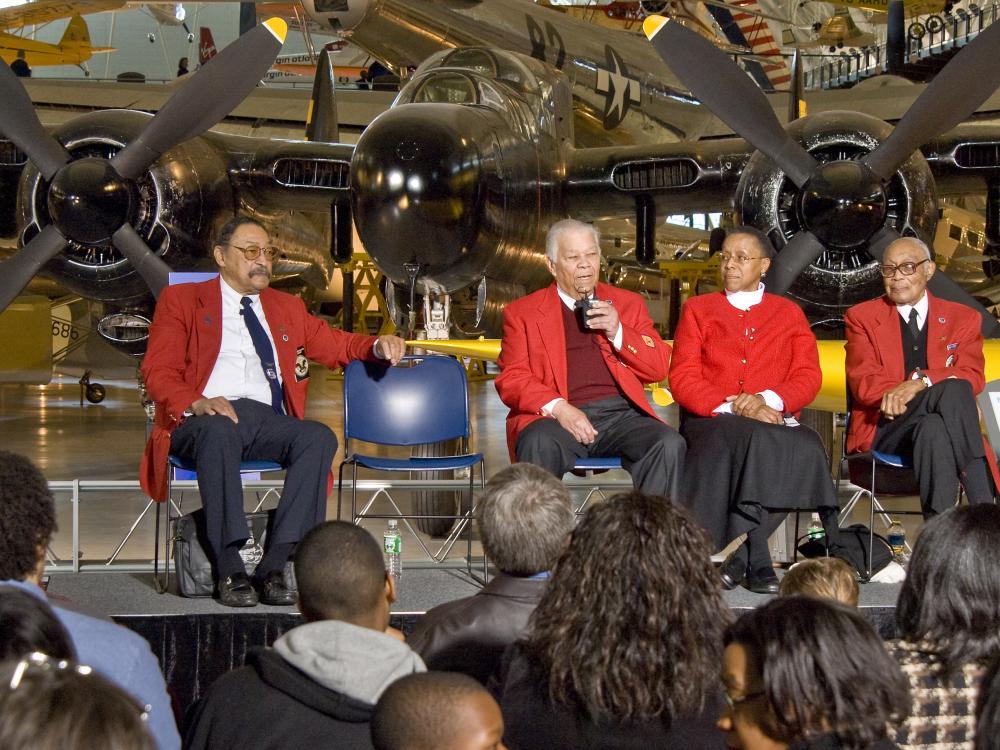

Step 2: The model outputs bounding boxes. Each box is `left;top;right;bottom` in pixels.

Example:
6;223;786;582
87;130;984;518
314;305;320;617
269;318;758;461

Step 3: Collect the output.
140;216;406;607
844;236;995;516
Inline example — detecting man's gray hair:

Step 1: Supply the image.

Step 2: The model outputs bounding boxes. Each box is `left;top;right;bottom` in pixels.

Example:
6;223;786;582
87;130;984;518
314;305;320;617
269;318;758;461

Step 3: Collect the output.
476;463;575;576
887;236;933;261
545;219;601;263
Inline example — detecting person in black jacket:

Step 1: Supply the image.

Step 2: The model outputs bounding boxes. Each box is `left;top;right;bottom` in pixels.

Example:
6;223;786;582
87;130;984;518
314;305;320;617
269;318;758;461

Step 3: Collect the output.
407;463;575;683
721;596;910;750
183;522;425;750
490;491;729;749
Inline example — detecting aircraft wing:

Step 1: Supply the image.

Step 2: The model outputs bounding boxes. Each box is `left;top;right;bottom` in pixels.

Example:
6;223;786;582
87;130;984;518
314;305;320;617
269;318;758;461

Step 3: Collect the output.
0;0;124;30
409;338;1000;413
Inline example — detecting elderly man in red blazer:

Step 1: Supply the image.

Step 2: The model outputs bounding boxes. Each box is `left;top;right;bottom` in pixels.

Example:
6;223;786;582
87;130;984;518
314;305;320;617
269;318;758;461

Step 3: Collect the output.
140;216;405;606
495;219;684;500
845;236;993;516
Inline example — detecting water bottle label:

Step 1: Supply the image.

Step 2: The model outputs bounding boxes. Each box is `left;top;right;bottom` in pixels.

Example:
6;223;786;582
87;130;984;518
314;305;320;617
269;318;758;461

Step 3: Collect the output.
384;535;401;555
887;533;905;551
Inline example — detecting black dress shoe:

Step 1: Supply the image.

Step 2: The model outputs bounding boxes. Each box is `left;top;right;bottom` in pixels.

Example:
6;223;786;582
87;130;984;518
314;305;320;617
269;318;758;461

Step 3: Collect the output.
254;571;297;606
719;549;748;590
745;566;780;595
216;572;258;608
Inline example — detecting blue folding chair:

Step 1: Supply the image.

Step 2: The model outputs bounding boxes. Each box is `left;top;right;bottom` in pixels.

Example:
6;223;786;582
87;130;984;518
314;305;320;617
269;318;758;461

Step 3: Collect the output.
337;355;485;569
154;455;284;593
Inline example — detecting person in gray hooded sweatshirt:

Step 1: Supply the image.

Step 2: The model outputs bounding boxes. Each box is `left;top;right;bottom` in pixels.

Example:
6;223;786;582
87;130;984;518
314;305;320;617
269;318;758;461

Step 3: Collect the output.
183;521;425;750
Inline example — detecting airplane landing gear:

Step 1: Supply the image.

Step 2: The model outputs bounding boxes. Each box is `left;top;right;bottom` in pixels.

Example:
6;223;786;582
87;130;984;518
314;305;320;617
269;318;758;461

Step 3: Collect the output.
79;370;106;405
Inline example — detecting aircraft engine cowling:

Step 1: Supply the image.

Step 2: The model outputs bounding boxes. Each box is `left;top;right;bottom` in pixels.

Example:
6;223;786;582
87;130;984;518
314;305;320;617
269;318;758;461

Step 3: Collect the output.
15;110;232;306
351;101;551;296
736;110;938;317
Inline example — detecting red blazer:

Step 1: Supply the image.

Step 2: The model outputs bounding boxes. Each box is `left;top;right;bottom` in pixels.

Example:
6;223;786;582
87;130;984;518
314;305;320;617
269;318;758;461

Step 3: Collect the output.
669;291;821;417
844;292;985;454
494;282;669;460
139;277;377;501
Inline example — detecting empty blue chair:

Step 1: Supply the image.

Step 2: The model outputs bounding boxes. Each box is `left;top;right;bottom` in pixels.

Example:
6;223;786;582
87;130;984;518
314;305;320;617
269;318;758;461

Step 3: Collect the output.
337;355;485;569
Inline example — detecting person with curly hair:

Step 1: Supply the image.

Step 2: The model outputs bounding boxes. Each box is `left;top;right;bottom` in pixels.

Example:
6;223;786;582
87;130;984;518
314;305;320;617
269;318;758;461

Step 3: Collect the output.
888;504;1000;749
489;490;728;748
723;596;909;750
0;450;179;750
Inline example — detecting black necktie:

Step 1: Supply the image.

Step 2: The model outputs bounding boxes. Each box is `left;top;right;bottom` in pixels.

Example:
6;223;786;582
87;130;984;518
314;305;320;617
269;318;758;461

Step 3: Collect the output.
240;296;284;414
908;308;921;339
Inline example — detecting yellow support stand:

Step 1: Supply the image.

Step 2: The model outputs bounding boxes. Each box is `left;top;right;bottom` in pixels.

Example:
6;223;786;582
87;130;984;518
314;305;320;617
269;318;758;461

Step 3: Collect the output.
338;253;395;336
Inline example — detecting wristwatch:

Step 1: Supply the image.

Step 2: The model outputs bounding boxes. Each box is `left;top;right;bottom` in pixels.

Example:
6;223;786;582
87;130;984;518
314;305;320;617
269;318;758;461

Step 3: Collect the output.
911;370;932;388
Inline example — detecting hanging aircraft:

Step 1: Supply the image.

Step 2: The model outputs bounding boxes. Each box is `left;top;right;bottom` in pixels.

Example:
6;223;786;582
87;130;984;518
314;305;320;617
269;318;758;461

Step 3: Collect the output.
792;8;877;50
0;14;113;72
3;0;1000;360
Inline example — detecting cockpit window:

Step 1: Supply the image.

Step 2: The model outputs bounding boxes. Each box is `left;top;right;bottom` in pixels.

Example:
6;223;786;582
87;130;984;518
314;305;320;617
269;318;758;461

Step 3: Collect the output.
444;48;498;77
477;81;505;110
412;73;478;104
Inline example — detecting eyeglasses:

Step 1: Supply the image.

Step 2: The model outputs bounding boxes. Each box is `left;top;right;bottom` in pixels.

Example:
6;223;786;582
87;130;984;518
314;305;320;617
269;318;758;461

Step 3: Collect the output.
723;689;766;711
8;652;149;722
719;253;763;266
231;244;280;261
879;258;930;278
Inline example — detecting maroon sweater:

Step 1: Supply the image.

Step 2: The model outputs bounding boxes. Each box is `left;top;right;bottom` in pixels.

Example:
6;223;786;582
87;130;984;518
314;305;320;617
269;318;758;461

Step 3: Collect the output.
561;303;622;405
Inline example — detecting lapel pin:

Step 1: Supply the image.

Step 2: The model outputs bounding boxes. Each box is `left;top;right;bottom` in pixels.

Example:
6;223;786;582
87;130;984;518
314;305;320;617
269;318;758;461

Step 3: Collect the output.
938;317;946;324
282;334;289;341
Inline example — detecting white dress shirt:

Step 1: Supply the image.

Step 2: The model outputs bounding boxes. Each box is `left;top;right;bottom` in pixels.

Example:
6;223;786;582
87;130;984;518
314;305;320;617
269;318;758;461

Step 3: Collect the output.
202;278;284;406
895;291;929;331
542;287;624;416
713;282;785;414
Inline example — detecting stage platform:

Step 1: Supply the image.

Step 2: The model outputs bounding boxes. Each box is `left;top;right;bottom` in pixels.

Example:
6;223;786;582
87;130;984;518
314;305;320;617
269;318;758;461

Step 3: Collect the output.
46;569;904;712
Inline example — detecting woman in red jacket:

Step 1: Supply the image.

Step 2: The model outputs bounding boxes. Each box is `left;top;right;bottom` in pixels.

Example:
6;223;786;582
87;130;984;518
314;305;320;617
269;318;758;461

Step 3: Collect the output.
669;227;838;594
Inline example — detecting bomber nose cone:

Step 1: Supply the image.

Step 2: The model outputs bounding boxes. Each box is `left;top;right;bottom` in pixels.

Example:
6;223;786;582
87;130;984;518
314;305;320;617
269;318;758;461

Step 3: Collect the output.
351;106;485;289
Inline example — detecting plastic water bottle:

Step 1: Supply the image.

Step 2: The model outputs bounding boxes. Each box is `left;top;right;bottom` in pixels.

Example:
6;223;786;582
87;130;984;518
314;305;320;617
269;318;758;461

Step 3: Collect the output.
886;520;910;567
383;520;402;584
806;514;825;542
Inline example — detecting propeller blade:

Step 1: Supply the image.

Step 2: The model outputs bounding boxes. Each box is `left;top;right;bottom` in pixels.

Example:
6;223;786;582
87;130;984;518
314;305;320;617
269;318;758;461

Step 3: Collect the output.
863;19;1000;182
765;230;826;295
111;224;171;297
0;225;68;312
111;18;288;180
0;61;71;181
643;15;818;188
929;270;1000;338
864;226;900;263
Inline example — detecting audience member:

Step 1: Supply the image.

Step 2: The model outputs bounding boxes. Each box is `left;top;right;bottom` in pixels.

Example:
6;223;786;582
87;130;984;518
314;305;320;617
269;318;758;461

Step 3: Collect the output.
490;491;728;749
184;521;425;749
975;655;1000;750
372;672;507;750
0;450;179;750
889;504;1000;749
0;586;75;660
407;463;574;683
0;652;156;750
778;557;859;607
722;596;909;750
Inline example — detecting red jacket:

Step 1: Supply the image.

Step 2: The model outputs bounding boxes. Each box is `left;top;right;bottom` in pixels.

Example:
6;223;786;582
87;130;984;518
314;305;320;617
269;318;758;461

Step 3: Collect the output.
844;292;985;454
494;282;669;460
669;291;821;417
139;277;377;501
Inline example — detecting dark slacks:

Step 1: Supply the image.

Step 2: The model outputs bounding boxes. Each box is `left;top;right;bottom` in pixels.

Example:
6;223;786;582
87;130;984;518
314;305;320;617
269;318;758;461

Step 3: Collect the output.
170;398;337;575
873;379;993;516
515;396;685;501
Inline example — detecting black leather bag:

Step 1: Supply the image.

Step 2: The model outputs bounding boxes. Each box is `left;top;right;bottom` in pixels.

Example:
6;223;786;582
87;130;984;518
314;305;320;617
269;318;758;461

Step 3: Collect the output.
797;523;893;582
173;508;273;597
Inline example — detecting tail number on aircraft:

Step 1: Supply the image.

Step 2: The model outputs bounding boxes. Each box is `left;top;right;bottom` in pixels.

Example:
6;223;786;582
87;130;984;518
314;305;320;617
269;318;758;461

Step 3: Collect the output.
526;15;566;70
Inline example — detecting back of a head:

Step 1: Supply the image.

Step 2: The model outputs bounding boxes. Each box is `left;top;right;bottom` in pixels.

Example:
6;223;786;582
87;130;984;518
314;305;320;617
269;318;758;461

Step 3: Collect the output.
525;491;729;722
779;557;859;607
476;463;574;576
725;596;909;748
0;451;56;582
0;654;156;750
897;505;1000;673
372;672;502;750
0;587;74;662
294;521;387;623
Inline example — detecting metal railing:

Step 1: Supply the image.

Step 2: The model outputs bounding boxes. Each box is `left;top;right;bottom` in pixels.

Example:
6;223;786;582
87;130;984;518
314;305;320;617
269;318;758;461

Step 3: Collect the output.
804;2;1000;90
